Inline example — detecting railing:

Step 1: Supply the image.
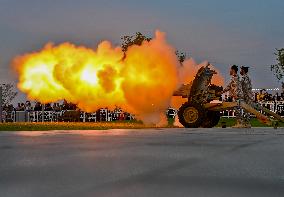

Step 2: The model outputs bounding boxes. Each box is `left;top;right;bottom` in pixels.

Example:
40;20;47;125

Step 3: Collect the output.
220;101;284;118
1;110;135;123
1;101;284;122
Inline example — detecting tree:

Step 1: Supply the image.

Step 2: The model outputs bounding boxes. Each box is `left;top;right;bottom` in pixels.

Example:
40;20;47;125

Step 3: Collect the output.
1;83;18;106
121;32;152;52
121;32;187;64
271;48;284;81
175;50;186;64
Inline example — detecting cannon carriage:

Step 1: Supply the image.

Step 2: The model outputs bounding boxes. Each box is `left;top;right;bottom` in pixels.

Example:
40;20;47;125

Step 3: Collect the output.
173;63;284;128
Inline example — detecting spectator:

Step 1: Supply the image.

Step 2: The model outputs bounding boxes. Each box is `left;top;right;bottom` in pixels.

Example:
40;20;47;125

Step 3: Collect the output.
223;95;229;102
257;89;265;101
8;104;14;111
3;104;8;111
20;103;26;111
15;103;21;111
34;102;42;111
44;103;53;111
254;92;259;102
53;103;61;112
62;100;69;110
70;103;77;110
263;92;270;101
25;101;33;112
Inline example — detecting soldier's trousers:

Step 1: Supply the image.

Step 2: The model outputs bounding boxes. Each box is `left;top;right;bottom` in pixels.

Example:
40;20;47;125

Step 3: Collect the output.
234;99;243;122
243;98;253;123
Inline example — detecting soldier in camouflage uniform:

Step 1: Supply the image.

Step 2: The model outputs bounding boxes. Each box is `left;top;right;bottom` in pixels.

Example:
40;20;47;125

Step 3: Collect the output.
223;65;244;127
240;66;253;128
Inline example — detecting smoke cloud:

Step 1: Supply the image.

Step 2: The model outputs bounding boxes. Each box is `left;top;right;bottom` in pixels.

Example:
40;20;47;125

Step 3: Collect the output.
13;30;223;124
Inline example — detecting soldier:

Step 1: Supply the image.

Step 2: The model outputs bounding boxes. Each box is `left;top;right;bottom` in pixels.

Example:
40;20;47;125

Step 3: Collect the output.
240;66;253;128
223;65;244;128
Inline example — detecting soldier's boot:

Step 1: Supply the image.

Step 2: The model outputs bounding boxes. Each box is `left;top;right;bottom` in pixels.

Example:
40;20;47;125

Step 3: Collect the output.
232;119;246;128
244;121;252;128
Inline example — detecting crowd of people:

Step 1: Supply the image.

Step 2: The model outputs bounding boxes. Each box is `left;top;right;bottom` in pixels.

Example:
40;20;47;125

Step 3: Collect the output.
2;91;284;114
1;100;134;122
223;90;284;102
2;100;78;112
254;90;284;102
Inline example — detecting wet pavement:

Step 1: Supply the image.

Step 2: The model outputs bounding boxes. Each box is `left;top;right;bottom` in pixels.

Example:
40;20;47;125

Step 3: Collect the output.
0;128;284;197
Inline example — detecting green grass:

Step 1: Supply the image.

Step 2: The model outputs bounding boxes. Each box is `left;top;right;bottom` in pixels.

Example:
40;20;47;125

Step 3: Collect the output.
0;121;155;131
168;117;283;128
0;118;282;131
216;117;284;128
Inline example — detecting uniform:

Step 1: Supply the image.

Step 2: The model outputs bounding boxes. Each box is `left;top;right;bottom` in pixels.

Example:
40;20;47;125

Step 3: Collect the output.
223;75;243;122
241;73;253;104
241;73;253;123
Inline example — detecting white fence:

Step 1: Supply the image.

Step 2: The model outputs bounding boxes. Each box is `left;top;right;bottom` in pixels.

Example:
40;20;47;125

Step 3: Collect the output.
1;101;284;122
219;101;284;118
1;109;134;123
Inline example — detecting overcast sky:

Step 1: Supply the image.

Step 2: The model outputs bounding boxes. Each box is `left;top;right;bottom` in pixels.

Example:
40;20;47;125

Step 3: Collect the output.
1;0;284;98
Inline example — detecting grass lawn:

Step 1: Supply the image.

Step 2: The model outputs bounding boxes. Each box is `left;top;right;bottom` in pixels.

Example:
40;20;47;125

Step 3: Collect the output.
168;117;283;128
0;121;155;131
0;118;283;131
216;117;284;128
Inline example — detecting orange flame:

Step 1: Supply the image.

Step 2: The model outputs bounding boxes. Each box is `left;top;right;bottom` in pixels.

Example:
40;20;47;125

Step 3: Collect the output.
12;30;223;124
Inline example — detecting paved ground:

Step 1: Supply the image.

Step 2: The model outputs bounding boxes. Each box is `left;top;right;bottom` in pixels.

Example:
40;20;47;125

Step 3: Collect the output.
0;128;284;197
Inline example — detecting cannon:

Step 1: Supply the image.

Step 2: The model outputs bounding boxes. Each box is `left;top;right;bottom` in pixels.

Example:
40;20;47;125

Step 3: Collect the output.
173;64;223;128
173;63;284;128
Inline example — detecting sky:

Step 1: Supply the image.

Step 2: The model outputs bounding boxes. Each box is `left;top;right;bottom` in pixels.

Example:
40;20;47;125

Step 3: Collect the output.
0;0;284;100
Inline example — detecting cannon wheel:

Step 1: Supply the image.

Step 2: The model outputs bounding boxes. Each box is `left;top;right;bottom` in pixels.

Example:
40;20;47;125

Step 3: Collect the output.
202;111;221;128
178;102;205;128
